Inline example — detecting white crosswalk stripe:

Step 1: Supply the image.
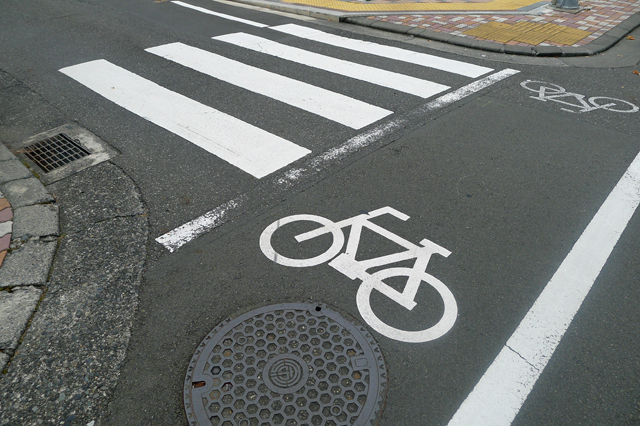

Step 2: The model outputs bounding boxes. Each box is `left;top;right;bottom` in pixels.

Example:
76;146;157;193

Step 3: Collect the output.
60;20;507;179
171;0;268;28
270;24;493;78
60;59;310;178
213;33;451;99
146;42;392;130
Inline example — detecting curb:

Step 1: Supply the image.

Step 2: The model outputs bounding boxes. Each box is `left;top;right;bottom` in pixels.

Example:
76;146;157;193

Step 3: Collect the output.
219;0;346;20
343;12;640;56
0;142;59;372
220;0;640;57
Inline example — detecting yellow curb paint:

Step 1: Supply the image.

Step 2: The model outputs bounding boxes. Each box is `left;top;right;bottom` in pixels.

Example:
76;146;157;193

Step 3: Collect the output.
282;0;540;12
464;21;591;45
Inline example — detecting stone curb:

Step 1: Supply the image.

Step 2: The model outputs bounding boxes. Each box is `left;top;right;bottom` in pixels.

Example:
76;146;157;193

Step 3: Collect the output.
0;142;59;373
343;12;640;57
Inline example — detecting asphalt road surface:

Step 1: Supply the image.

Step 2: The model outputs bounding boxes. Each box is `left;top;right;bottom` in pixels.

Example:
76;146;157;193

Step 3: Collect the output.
1;0;640;425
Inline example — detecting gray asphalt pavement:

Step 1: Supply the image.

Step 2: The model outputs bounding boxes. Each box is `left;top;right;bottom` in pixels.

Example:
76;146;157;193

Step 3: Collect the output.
1;0;639;425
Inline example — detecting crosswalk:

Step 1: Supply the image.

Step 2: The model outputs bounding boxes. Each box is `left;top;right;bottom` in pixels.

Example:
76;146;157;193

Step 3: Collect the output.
60;2;503;179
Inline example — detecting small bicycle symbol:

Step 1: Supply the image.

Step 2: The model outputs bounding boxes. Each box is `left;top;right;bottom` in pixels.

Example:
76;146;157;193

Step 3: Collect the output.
521;80;638;114
260;206;457;343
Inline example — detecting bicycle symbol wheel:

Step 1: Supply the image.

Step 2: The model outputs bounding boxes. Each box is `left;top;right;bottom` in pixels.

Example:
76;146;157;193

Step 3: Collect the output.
259;214;344;267
588;97;639;113
356;267;457;343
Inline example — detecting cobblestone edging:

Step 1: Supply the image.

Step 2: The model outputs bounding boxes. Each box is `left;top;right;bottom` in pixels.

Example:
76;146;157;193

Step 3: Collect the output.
0;142;59;372
346;0;640;56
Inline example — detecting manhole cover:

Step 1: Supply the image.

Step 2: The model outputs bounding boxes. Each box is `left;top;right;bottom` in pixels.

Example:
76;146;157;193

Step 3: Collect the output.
185;303;387;426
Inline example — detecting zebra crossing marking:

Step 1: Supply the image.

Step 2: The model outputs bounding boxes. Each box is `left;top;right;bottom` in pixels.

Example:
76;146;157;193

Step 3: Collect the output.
60;59;310;178
270;24;493;78
157;68;520;252
171;0;268;27
60;16;510;180
213;33;451;99
146;42;392;129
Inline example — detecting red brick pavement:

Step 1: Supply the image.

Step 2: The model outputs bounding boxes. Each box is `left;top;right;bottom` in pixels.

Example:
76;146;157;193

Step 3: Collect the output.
367;0;640;47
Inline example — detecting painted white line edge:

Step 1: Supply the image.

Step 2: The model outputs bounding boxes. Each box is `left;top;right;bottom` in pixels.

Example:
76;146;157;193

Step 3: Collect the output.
156;197;246;252
171;0;269;27
271;23;493;78
156;68;519;252
448;149;640;426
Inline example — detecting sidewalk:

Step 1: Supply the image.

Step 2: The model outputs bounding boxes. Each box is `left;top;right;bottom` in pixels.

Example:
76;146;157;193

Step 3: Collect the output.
0;142;58;373
0;68;149;426
231;0;640;55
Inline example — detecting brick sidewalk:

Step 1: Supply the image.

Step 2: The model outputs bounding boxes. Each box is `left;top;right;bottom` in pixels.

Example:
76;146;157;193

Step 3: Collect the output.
364;0;640;48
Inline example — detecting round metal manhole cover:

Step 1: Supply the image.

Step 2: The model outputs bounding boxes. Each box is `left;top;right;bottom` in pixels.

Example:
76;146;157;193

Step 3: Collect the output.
184;303;387;426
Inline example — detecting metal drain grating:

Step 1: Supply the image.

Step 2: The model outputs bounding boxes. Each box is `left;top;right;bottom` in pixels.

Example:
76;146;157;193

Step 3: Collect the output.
185;303;387;426
23;133;90;173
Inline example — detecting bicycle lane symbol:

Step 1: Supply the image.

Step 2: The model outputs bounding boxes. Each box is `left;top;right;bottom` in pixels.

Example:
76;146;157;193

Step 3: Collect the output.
259;206;457;343
520;80;639;114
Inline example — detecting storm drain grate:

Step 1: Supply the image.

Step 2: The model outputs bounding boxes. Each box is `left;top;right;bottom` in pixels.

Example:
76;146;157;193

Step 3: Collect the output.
185;303;387;426
23;133;90;173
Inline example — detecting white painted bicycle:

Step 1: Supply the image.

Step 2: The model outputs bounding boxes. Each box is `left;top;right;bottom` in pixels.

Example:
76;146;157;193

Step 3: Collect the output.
260;207;457;343
521;80;639;113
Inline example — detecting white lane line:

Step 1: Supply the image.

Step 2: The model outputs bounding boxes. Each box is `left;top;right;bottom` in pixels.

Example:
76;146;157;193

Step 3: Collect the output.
146;42;392;130
157;68;518;252
213;33;450;99
60;59;310;179
171;1;268;27
156;197;247;251
270;24;493;78
448;150;640;426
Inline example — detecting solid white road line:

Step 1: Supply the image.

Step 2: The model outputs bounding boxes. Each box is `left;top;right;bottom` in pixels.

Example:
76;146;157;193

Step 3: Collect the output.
448;149;640;426
146;42;392;130
213;33;450;99
60;59;310;179
171;1;268;27
156;68;518;252
271;24;493;78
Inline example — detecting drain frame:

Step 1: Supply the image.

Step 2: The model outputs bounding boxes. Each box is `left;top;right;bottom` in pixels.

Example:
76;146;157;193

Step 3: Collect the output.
22;133;91;173
12;124;119;184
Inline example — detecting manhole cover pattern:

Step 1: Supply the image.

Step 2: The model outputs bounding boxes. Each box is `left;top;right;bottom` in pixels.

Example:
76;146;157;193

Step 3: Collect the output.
185;303;387;426
23;133;90;173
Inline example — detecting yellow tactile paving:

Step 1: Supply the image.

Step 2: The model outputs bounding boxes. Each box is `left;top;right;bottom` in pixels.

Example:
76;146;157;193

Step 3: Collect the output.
464;21;521;42
547;27;592;44
282;0;540;12
463;21;591;45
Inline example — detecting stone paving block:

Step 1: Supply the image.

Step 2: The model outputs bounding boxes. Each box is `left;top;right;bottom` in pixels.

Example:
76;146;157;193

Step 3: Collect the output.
0;198;9;210
0;178;53;208
0;207;12;221
0;286;41;351
0;221;11;238
0;235;10;251
0;143;16;162
0;241;57;286
0;159;32;185
12;204;59;238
